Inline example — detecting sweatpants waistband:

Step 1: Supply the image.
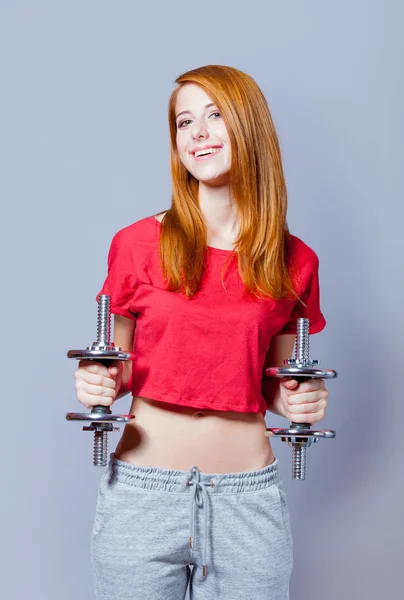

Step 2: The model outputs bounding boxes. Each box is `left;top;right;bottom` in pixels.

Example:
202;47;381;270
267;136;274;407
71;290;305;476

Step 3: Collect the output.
107;453;281;493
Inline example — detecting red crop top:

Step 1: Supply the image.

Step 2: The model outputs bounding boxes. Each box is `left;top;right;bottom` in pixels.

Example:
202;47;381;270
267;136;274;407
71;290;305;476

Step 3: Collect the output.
96;216;326;415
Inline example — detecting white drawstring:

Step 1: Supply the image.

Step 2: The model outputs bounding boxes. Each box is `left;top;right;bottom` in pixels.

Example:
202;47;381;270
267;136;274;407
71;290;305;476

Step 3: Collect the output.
187;466;215;577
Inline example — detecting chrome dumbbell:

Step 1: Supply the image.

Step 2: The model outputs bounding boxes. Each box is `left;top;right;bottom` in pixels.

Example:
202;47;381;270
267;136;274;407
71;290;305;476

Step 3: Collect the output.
266;318;337;480
66;294;136;467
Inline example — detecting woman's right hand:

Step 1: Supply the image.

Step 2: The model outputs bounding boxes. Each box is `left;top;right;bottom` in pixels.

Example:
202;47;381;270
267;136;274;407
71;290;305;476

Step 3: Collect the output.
74;360;123;409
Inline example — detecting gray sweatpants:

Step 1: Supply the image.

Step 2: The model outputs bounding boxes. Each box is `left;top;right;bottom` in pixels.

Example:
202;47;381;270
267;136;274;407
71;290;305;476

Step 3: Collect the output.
91;453;293;600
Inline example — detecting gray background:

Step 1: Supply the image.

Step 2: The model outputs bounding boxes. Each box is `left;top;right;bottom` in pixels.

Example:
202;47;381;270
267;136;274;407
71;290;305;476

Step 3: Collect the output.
1;1;402;598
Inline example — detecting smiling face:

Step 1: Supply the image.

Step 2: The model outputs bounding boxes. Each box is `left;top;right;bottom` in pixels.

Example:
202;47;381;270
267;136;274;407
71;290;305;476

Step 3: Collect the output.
175;83;231;186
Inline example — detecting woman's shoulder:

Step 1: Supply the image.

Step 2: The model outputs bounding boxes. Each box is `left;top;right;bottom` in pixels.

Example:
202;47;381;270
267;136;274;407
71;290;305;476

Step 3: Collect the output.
112;213;165;245
285;233;321;292
286;232;320;266
153;211;168;223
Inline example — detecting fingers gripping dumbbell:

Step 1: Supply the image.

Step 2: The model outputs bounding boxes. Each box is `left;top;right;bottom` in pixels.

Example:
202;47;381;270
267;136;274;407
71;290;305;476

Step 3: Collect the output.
66;295;136;467
265;318;337;480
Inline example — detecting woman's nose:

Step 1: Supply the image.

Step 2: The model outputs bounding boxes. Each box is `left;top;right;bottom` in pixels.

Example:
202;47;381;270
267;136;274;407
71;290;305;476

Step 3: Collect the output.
191;119;209;140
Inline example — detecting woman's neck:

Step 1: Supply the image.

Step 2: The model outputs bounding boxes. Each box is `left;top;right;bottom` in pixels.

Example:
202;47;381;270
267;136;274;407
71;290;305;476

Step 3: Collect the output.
198;181;239;237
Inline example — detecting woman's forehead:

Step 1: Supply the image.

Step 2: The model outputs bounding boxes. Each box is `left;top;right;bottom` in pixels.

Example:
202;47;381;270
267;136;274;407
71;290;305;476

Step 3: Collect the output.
175;83;214;113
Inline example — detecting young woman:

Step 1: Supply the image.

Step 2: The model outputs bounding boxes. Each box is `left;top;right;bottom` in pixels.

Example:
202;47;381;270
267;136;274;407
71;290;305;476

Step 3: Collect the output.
74;65;329;600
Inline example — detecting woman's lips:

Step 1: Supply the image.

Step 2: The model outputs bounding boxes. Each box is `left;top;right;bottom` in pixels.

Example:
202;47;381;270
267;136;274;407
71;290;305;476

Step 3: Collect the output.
191;147;223;161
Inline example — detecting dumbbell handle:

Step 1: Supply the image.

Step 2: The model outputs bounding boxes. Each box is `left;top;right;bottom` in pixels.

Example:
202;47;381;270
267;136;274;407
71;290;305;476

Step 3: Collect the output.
78;295;122;416
287;374;311;429
90;357;114;415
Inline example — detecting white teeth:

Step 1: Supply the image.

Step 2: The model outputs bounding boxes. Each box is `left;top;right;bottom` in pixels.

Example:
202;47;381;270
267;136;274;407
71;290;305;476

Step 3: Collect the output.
194;147;221;158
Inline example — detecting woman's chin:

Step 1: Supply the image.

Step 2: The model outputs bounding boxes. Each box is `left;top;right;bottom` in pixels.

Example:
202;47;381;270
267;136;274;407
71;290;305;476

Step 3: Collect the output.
194;171;230;187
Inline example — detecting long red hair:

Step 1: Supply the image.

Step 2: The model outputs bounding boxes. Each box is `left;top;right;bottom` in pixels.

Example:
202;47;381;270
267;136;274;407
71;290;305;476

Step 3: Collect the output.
158;64;299;302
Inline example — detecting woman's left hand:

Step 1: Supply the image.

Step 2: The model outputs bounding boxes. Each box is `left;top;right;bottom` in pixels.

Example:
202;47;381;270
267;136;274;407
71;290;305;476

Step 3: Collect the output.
278;378;329;425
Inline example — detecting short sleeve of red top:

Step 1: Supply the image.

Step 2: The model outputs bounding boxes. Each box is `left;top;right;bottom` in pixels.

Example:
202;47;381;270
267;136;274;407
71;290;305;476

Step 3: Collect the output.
96;227;139;319
276;238;326;336
96;217;326;415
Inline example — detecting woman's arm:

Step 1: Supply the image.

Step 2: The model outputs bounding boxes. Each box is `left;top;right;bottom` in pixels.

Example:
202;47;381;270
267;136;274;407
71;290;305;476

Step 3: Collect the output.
262;334;295;415
113;314;136;399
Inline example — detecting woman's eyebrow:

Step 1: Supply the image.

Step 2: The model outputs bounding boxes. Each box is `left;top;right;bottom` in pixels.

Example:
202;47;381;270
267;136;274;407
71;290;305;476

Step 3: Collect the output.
176;103;217;120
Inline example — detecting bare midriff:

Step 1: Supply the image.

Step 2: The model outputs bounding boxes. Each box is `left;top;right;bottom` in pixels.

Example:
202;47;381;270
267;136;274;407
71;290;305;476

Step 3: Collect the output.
114;396;275;473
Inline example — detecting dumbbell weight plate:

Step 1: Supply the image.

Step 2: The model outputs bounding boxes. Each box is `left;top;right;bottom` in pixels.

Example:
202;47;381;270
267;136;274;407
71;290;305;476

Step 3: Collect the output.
266;427;336;439
67;349;135;361
266;366;337;378
66;413;134;422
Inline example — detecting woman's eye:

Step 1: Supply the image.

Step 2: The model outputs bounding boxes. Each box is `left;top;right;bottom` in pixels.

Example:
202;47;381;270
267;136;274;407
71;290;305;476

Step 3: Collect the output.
178;112;221;129
178;119;191;129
